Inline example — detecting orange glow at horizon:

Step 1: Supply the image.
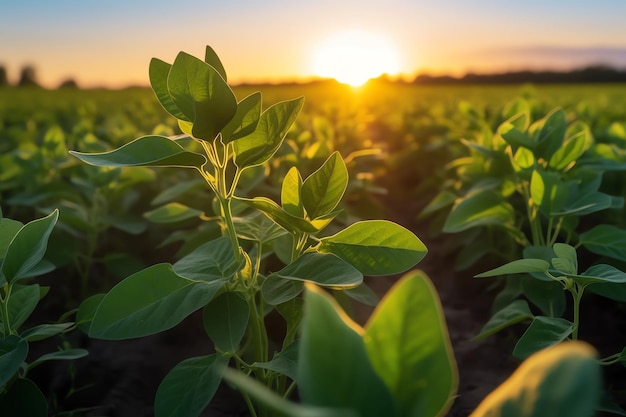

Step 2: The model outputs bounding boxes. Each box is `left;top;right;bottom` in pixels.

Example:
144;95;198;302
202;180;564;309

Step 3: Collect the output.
310;31;401;87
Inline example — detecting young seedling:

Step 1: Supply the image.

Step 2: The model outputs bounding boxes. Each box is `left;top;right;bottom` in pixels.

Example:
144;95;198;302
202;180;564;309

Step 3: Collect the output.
71;46;427;417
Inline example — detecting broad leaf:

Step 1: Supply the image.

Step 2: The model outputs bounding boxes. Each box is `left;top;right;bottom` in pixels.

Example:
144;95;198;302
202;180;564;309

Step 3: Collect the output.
580;224;626;262
513;316;573;359
168;51;237;141
234;97;304;169
551;243;578;275
233;212;287;243
444;190;515;233
89;264;226;339
253;341;299;381
70;136;206;168
204;45;227;81
471;342;600;417
532;107;567;160
149;58;189;121
548;122;592;171
301;152;348;219
172;236;240;282
475;259;550;278
237;196;320;233
0;217;23;259
2;284;41;332
76;293;106;334
202;292;249;353
474;300;533;340
0;335;28;387
29;348;88;368
530;170;569;215
268;252;362;288
0;377;47;417
221;92;262;143
2;209;58;285
572;264;626;287
155;354;227;417
262;275;304;305
282;167;305;218
144;203;203;224
319;220;427;276
298;284;396;417
364;271;457;417
21;323;73;342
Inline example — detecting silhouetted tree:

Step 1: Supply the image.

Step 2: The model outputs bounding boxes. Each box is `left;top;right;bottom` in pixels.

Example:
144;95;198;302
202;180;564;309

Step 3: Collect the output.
0;65;7;87
17;65;40;87
59;78;79;89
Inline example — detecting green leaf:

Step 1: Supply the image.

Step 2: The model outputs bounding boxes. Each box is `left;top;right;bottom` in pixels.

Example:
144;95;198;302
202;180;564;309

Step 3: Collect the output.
471;342;600;417
319;220;427;276
149;58;189;121
298;284;396;417
499;122;534;148
151;179;205;205
155;354;227;417
173;236;239;282
221;92;262;143
204;45;227;81
444;190;515;233
530;170;569;215
282;167;305;218
572;264;626;287
344;283;379;306
21;323;73;342
532;107;567;161
301;152;348;219
0;218;23;260
167;51;237;141
268;252;362;288
234;97;304;169
89;264;226;339
222;368;357;417
233;212;288;244
548;122;592;171
364;271;457;417
29;348;88;368
0;335;28;388
2;284;41;332
253;341;299;381
70;136;206;168
580;224;626;262
76;293;106;334
202;292;249;353
474;300;534;340
236;196;320;233
513;316;573;359
2;209;58;285
475;259;550;278
262;275;304;305
551;243;578;275
144;202;203;224
0;377;47;417
419;190;457;218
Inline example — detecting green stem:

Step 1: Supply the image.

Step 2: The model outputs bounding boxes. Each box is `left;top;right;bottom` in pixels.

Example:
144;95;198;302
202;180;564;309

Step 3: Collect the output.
1;285;13;336
248;295;268;366
570;284;584;340
522;183;543;246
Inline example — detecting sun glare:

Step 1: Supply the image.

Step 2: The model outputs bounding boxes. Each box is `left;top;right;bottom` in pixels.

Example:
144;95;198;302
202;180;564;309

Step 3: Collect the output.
311;30;400;87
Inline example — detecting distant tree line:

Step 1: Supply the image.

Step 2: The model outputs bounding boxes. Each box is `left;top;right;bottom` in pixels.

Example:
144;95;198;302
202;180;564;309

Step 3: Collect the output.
0;64;78;88
412;65;626;84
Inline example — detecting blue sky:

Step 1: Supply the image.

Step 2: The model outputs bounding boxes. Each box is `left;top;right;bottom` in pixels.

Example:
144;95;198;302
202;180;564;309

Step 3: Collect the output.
2;0;626;87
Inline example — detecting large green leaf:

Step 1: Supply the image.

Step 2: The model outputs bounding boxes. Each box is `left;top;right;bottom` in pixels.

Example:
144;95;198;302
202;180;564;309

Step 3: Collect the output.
364;271;457;417
319;220;427;276
2;210;58;285
262;275;304;305
253;341;299;381
173;236;240;282
532;107;567;160
444;190;515;233
221;92;262;143
580;224;626;262
0;335;28;388
149;58;189;121
268;252;362;288
513;316;573;359
471;342;599;417
0;218;23;260
233;212;287;244
301;152;348;219
475;259;550;278
236;196;320;233
234;97;304;169
0;377;47;417
298;284;396;417
548;121;593;171
2;284;40;333
70;136;206;168
282;167;305;218
202;292;249;353
572;264;626;287
155;354;227;417
204;45;227;81
89;264;226;339
529;170;570;215
168;51;237;141
474;300;534;341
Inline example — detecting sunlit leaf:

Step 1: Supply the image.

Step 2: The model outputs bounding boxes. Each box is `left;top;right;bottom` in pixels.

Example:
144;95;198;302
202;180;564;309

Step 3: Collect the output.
444;190;515;233
301;152;348;219
221;92;262;143
149;58;189;121
268;252;362;288
475;259;550;278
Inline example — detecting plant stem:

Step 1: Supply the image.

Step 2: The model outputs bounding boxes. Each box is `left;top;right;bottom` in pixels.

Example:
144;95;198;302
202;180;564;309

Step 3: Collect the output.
570;284;584;340
1;285;13;336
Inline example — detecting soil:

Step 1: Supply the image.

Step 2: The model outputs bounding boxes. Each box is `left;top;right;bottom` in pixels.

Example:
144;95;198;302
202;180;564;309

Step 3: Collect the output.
27;185;626;417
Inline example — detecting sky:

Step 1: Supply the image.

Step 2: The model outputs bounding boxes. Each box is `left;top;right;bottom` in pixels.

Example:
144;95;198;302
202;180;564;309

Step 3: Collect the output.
2;0;626;88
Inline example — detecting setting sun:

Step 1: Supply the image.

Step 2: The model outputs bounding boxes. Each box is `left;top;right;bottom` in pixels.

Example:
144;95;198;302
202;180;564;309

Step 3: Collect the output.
311;30;400;87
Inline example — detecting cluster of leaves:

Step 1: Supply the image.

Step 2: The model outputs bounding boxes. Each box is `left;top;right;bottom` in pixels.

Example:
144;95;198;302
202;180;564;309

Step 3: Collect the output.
70;46;428;417
0;208;87;416
423;99;626;411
